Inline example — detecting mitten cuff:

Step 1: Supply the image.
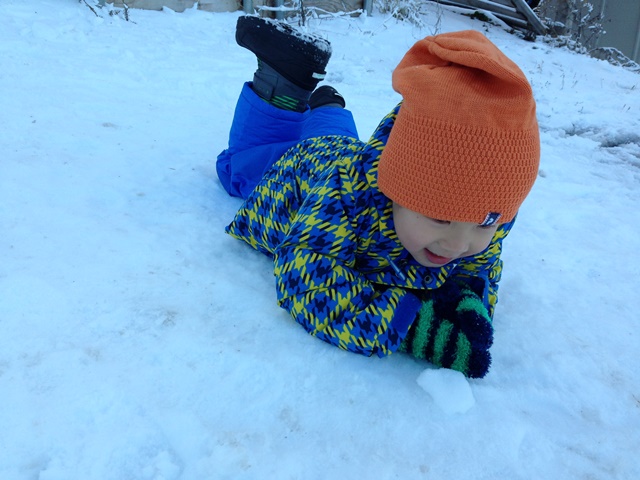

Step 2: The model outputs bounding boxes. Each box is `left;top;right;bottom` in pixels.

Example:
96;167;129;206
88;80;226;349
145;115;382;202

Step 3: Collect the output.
377;290;422;357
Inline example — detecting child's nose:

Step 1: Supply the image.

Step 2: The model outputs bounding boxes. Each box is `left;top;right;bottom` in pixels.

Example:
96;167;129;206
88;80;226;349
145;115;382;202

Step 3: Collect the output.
439;230;472;256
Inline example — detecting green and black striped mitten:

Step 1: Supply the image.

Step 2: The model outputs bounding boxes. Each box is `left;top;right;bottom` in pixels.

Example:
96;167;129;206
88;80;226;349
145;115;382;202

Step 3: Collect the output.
399;281;494;378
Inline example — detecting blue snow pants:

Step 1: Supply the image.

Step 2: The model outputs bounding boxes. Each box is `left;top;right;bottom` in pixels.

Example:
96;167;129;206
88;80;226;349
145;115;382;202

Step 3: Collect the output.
216;82;359;199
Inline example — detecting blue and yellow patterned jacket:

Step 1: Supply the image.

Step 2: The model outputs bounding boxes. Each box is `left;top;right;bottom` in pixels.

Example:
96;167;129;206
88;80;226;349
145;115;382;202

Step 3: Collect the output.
226;105;513;357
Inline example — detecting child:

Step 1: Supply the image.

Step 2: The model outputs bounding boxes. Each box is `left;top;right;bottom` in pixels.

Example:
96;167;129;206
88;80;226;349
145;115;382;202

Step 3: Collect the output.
216;16;540;378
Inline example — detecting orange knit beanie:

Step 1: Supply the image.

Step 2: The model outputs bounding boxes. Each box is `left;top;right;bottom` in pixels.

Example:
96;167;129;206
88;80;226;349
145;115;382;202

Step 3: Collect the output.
378;30;540;225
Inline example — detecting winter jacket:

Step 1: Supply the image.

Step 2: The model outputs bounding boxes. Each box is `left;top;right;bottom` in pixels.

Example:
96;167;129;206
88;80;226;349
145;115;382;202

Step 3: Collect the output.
226;105;513;357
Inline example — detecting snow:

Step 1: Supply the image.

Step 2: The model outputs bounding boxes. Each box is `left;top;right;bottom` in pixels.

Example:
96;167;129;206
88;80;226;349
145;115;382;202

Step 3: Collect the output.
416;368;476;415
1;1;639;479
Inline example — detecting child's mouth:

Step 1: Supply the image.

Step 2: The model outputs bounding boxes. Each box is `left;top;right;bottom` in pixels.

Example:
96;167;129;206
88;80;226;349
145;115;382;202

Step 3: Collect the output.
424;248;453;265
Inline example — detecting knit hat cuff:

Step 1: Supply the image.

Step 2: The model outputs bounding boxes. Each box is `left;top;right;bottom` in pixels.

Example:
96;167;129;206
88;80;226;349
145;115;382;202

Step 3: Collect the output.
378;109;540;224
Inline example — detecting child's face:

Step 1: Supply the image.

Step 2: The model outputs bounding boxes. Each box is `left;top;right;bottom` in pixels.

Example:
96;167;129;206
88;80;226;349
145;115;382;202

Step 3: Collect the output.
392;203;499;267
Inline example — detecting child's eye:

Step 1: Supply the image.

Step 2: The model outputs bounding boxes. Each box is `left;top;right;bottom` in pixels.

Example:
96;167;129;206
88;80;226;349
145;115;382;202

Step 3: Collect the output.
429;218;450;225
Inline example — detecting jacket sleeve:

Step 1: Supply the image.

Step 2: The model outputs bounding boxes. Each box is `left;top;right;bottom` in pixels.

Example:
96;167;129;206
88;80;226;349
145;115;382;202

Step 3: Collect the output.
273;170;421;358
447;219;514;318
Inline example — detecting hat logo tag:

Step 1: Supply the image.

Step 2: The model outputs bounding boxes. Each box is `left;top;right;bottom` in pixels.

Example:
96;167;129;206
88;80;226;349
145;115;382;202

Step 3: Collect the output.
480;212;502;226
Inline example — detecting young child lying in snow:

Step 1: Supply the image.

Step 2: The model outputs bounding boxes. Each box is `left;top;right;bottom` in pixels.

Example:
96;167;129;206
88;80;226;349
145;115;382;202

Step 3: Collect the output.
216;16;540;378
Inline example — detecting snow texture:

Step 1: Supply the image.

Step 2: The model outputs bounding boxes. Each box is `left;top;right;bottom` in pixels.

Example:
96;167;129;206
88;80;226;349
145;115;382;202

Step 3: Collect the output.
416;368;476;414
1;1;639;479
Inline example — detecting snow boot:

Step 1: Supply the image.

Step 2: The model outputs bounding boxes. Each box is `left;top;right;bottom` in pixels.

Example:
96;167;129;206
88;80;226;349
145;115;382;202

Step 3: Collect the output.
309;85;345;109
236;15;332;112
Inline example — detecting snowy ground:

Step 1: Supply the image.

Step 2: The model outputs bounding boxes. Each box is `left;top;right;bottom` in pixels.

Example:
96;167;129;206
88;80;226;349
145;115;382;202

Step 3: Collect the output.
1;1;639;479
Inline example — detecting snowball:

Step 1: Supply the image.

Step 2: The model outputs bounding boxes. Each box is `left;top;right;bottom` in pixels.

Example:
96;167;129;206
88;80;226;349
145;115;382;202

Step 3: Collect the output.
416;368;475;414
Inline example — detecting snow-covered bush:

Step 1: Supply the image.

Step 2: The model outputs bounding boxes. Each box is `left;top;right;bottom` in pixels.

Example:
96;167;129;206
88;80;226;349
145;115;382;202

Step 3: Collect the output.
374;0;433;27
538;0;605;53
80;0;134;21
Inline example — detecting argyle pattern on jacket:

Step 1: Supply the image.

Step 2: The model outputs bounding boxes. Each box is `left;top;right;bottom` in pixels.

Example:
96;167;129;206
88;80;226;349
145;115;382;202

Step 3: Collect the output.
226;105;513;357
